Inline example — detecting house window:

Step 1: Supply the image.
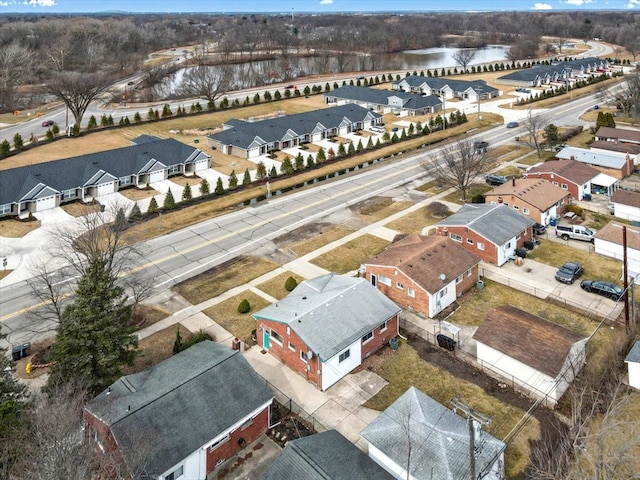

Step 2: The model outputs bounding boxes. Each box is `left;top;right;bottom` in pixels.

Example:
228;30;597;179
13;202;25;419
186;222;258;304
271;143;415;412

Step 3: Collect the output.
450;233;462;242
165;465;184;480
380;321;388;332
379;275;391;286
513;205;519;211
561;184;568;190
209;434;230;452
553;181;559;186
516;233;521;240
0;204;12;215
477;242;485;251
523;208;530;215
456;274;463;284
300;350;308;363
339;349;351;363
466;238;474;245
505;242;511;248
407;287;416;298
288;342;295;351
270;330;283;345
362;331;373;343
396;281;404;290
439;287;448;298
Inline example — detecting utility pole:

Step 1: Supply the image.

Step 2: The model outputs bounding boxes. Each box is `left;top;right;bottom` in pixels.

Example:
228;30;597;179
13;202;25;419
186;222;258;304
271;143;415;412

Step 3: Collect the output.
623;226;630;333
451;397;492;480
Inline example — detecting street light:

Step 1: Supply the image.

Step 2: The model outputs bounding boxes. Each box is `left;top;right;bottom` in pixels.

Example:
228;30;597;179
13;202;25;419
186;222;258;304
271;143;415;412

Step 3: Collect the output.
476;88;483;121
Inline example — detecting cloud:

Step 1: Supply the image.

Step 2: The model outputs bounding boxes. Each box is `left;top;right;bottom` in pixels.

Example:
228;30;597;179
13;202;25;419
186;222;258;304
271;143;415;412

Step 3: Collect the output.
564;0;593;5
628;0;640;7
532;2;553;8
319;0;334;4
21;0;57;6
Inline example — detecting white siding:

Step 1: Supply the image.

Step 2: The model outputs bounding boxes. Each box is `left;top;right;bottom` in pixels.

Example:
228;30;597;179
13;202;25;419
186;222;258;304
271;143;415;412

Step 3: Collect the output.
321;339;361;390
247;148;260;159
367;444;417;480
612;203;640;223
497;236;518;266
429;280;456;318
629;361;640;390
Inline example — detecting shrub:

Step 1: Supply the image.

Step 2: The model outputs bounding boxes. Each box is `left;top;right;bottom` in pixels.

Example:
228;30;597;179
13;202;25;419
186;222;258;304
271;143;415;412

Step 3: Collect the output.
147;197;158;214
471;194;486;204
238;299;251;314
176;330;214;353
428;202;452;218
163;188;176;210
565;204;585;218
285;276;298;292
173;329;183;354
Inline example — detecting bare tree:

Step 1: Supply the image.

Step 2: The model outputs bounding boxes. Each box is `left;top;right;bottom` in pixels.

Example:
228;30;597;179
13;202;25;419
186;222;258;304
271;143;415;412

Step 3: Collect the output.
46;71;112;128
424;139;493;200
521;108;547;158
554;37;569;54
0;42;34;111
179;65;232;103
452;49;477;73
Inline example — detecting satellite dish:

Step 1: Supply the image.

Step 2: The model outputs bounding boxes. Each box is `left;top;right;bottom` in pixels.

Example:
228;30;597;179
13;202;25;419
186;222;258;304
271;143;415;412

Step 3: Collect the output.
306;350;314;360
439;273;446;282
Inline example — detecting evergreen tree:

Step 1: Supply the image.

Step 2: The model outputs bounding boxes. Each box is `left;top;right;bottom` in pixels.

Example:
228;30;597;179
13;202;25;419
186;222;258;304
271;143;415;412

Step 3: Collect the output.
256;162;267;180
134;112;142;123
400;129;407;140
316;147;326;164
253;93;261;103
408;123;415;135
199;178;210;196
114;208;126;231
45;129;54;142
337;143;347;157
147;108;155;120
391;132;399;143
376;138;381;147
281;157;294;175
348;142;356;155
366;136;373;149
182;183;192;202
52;124;60;136
87;115;97;129
162;104;172;117
128;202;142;222
242;169;251;186
269;165;278;177
0;330;28;404
46;256;138;395
215;177;225;195
306;155;315;169
163;188;176;210
228;170;238;189
356;139;363;152
107;115;114;126
147;197;158;214
543;123;560;150
101;114;109;126
295;152;304;170
173;329;183;355
13;133;23;151
274;90;281;100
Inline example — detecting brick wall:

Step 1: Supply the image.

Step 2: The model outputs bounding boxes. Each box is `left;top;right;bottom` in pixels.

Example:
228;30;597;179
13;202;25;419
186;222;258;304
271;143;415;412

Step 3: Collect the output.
533;173;579;200
255;319;321;388
436;226;499;264
206;406;270;473
361;314;399;358
456;264;479;294
84;410;135;476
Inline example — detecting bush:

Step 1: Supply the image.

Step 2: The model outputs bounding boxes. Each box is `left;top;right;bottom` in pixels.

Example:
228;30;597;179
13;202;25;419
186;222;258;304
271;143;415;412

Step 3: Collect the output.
238;299;251;314
428;201;452;218
471;194;486;204
175;330;214;353
565;204;585;218
284;276;298;292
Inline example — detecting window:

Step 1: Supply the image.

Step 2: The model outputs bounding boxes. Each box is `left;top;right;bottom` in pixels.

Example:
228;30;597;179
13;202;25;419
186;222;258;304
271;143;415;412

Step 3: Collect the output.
300;350;308;363
523;208;530;215
407;287;415;298
505;242;511;248
379;275;391;286
209;434;230;452
288;342;295;351
165;466;184;480
0;204;12;215
339;349;351;363
513;205;519;211
439;286;448;298
270;330;283;345
561;184;568;190
477;242;485;251
396;281;404;290
456;274;463;284
516;233;521;240
467;238;475;246
380;321;388;332
450;233;462;242
362;331;373;343
553;181;559;186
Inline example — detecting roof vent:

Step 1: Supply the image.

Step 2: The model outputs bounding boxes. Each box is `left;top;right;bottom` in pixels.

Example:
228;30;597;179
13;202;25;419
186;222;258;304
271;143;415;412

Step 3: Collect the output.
302;296;307;300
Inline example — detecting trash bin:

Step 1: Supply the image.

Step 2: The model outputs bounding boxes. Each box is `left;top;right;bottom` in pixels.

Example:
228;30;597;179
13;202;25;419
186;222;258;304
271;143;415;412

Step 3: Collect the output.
515;248;527;258
476;280;485;289
437;334;456;352
21;342;31;358
11;345;21;361
524;240;535;250
389;338;399;350
583;193;592;201
232;338;241;351
549;218;557;226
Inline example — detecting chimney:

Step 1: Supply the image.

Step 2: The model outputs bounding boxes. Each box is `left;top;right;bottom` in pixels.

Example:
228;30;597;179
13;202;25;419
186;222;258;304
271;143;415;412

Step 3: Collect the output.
512;177;516;187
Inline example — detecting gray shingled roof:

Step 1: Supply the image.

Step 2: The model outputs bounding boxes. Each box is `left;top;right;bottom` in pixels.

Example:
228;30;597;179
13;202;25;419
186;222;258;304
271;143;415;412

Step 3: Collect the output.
436;204;534;245
325;85;442;110
360;387;505;480
86;341;273;479
252;273;400;360
261;430;393;480
0;138;206;206
394;76;498;95
131;134;163;145
208;104;381;150
498;57;606;83
556;146;627;169
625;341;640;364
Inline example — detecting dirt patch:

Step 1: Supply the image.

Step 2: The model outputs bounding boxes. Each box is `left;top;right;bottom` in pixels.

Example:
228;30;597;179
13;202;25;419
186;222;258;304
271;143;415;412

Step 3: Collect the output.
118;186;158;201
0;217;40;238
60;201;101;217
350;196;393;216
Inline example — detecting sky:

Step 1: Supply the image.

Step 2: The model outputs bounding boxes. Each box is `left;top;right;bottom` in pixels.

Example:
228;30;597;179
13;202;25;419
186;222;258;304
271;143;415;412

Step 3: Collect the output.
0;0;637;12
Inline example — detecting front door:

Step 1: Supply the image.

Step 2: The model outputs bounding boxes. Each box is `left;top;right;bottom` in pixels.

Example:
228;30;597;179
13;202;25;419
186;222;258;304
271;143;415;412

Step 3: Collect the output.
263;330;270;350
371;274;377;287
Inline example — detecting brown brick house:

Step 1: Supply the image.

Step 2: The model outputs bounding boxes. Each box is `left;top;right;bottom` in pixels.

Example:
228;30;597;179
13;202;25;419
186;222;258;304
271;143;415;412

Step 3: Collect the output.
252;273;401;391
435;204;535;266
523;159;600;201
84;341;273;480
484;177;571;225
363;234;480;318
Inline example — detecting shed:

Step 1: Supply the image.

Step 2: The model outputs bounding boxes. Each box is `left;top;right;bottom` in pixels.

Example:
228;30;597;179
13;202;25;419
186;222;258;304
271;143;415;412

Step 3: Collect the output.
625;341;640;390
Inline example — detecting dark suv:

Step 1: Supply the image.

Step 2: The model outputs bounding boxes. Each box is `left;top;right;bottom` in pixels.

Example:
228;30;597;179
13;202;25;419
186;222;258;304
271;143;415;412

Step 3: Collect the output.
474;141;489;153
555;262;583;284
485;174;508;186
532;223;546;235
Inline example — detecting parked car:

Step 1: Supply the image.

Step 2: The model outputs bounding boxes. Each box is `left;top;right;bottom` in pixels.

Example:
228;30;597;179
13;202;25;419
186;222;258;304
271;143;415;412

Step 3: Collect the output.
485;174;508;186
515;88;531;94
285;84;295;89
506;121;520;128
474;140;489;153
580;280;625;301
532;223;546;235
41;120;54;127
555;262;583;284
593;104;599;110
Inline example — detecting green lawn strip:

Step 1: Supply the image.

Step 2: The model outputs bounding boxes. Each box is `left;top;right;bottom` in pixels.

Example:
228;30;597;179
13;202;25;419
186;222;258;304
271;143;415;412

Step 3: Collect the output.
127;324;192;374
384;205;444;235
203;291;270;344
365;342;539;479
353;199;415;224
288;225;356;257
310;234;390;274
442;184;492;204
526;239;621;283
255;271;306;300
173;256;279;305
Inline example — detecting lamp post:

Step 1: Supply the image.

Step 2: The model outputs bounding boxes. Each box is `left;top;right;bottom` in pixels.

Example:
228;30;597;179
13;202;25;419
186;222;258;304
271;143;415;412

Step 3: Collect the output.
476;88;483;121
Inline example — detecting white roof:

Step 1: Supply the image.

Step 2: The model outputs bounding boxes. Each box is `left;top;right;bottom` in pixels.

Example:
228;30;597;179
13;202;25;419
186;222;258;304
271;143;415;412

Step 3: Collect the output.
591;172;619;188
557;146;627;169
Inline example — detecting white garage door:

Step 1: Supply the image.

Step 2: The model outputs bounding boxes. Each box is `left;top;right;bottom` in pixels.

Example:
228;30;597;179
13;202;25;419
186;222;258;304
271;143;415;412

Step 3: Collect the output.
194;159;209;172
97;182;116;197
339;126;349;135
149;171;165;183
35;196;57;212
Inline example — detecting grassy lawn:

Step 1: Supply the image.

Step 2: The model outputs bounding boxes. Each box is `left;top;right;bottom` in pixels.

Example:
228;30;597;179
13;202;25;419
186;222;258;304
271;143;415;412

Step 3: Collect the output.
288;225;356;257
442;183;491;204
415;179;449;195
495;165;521;177
133;304;171;329
365;341;540;479
351;197;414;224
526;238;621;282
255;271;305;300
203;290;270;344
59;202;101;217
127;324;191;374
173;256;279;305
585;212;627;230
516;152;549;166
0;218;41;238
566;129;594;149
384;205;447;234
311;234;390;273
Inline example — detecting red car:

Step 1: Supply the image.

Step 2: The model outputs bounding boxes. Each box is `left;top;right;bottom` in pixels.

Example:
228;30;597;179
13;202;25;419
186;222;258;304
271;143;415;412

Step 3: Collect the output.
41;120;55;127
